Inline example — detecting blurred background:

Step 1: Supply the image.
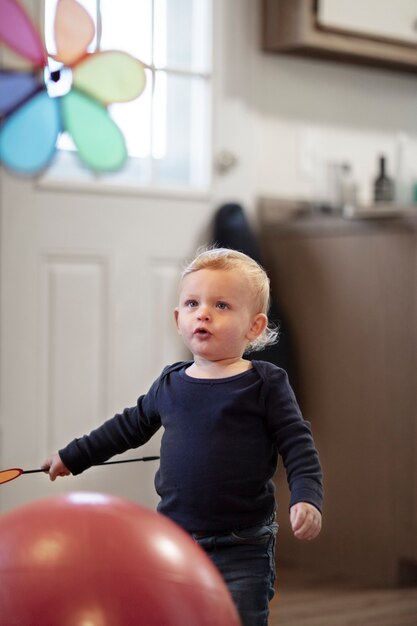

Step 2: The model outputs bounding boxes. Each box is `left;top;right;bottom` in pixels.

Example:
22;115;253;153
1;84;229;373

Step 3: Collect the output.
1;0;417;595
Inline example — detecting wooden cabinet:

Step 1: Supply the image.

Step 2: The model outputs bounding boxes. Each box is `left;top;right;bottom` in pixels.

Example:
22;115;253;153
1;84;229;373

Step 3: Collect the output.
262;0;417;74
259;201;417;586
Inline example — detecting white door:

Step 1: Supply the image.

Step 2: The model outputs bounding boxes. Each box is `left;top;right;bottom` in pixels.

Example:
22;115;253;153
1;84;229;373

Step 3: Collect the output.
0;172;212;514
0;0;253;515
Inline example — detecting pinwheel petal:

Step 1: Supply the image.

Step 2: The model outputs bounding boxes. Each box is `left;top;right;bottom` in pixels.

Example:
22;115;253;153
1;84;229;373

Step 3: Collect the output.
0;91;60;174
54;0;95;66
61;90;127;171
0;0;46;66
0;71;40;116
73;51;146;105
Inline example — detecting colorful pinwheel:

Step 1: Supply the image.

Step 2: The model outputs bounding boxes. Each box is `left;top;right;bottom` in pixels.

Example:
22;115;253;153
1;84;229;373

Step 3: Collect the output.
0;0;146;174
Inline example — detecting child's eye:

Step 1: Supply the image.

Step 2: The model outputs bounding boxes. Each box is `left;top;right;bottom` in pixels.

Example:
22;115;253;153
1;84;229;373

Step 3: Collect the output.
185;300;198;308
216;302;229;310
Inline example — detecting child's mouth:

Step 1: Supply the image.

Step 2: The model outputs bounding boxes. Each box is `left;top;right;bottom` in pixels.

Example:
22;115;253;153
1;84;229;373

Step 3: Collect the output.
194;328;210;336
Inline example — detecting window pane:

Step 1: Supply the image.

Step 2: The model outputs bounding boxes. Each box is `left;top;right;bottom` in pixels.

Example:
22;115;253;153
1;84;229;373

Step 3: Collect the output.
154;0;211;72
43;0;212;189
99;0;152;64
153;72;210;187
108;69;152;159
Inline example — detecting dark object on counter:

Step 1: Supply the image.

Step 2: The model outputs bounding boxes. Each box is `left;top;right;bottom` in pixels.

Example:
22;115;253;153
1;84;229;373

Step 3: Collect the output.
374;155;395;203
213;203;295;382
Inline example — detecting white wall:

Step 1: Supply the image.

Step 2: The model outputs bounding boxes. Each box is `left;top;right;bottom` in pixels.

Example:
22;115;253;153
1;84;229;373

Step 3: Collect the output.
214;0;417;212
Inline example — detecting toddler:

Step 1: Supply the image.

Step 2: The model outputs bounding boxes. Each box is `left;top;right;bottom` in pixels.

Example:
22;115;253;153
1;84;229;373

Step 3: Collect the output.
43;247;323;626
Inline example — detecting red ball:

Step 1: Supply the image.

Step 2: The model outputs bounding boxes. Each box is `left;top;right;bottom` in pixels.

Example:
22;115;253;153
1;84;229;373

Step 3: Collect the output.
0;492;241;626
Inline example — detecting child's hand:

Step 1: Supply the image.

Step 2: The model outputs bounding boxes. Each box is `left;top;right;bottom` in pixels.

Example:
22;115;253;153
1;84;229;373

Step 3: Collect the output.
290;502;322;540
41;454;71;481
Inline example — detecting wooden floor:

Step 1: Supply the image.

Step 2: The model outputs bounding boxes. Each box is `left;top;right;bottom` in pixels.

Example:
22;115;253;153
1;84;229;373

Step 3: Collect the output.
269;570;417;626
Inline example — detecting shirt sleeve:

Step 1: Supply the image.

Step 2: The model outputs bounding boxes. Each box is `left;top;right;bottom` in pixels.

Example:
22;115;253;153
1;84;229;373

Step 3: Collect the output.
265;366;323;512
59;376;162;475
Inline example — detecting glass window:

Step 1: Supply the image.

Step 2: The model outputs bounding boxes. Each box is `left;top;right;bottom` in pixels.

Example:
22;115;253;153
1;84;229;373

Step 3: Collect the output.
43;0;212;189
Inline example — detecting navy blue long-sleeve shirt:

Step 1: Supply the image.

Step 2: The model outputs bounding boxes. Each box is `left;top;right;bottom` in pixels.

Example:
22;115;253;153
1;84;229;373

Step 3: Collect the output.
59;360;323;533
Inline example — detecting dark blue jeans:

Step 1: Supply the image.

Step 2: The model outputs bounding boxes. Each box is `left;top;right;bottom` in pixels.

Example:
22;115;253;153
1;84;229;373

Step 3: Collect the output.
193;516;278;626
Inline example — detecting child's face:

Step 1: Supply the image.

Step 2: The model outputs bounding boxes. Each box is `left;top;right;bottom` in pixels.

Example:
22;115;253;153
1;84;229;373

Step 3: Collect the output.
174;268;266;363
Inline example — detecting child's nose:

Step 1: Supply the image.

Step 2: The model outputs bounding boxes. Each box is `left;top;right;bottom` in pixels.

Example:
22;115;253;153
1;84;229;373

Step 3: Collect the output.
197;306;210;320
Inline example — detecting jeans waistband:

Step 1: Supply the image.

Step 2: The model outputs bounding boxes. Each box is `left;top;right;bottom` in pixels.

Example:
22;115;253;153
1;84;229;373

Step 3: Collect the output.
192;510;276;539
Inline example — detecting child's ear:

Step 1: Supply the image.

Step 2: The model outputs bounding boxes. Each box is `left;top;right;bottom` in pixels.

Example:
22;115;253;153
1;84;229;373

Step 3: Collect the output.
174;308;181;333
246;313;268;340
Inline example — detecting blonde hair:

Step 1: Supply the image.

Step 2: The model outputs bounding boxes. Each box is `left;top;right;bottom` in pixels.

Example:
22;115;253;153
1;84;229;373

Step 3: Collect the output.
181;247;279;352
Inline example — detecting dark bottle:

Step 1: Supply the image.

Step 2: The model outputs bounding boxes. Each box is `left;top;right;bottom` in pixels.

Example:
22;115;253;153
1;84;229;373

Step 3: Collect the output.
373;155;395;203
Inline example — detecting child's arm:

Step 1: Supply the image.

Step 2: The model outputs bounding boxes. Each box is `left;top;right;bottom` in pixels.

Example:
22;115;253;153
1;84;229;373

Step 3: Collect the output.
264;366;324;518
42;453;71;481
290;502;322;540
40;373;164;480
